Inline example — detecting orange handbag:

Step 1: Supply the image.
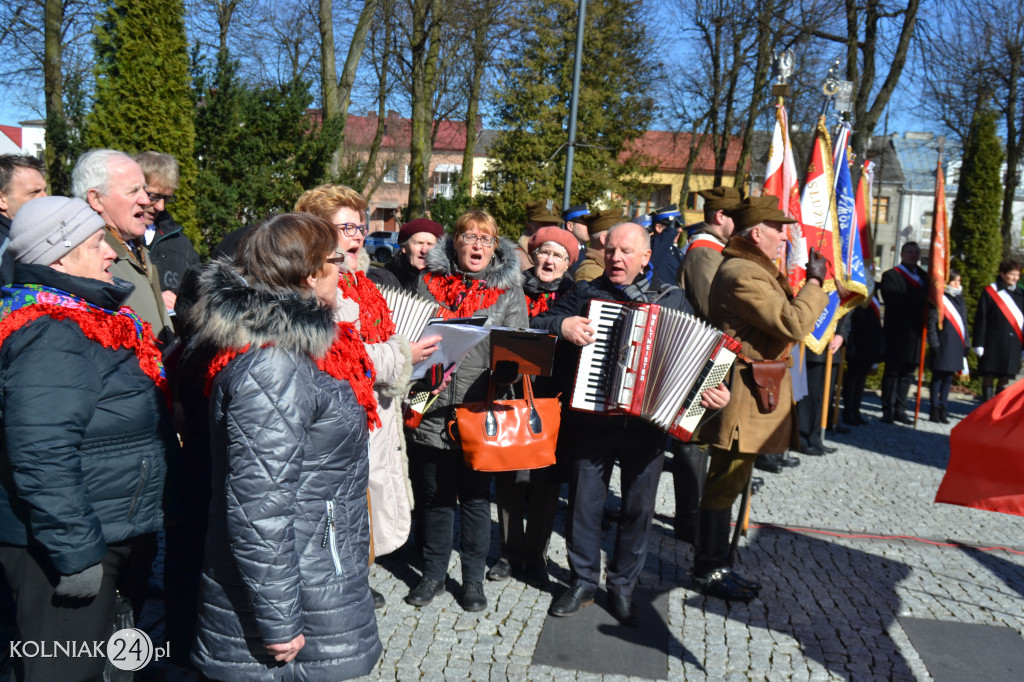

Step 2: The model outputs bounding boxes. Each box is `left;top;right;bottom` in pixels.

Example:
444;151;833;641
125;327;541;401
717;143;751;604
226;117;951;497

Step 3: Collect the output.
449;376;560;472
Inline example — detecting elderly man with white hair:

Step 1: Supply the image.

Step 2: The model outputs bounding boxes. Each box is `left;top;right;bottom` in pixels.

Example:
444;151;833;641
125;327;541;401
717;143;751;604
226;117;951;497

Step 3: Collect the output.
72;149;174;346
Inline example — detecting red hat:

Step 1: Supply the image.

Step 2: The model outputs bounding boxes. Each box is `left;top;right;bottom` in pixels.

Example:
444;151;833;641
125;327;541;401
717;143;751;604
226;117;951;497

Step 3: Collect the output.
528;226;580;266
398;218;445;243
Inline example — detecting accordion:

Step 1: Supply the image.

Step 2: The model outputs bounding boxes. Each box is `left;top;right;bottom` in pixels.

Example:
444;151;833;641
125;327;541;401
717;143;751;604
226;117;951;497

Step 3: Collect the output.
570;299;741;441
378;285;440;340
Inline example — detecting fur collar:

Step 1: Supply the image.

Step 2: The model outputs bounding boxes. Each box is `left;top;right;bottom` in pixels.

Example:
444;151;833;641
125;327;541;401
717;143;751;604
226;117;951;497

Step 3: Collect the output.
722;236;794;298
188;258;336;358
423;235;523;291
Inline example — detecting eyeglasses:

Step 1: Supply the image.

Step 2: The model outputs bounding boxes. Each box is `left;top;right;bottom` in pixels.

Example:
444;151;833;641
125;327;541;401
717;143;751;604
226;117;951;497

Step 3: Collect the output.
335;223;368;237
460;233;496;247
535;249;568;262
146;191;175;204
326;250;346;265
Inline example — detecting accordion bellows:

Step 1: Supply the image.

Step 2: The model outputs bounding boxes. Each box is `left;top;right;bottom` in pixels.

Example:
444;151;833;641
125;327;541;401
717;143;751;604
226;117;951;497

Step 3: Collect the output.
571;299;741;441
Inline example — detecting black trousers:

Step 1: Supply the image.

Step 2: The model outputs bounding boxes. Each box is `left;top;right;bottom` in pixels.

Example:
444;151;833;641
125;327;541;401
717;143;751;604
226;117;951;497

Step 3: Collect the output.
930;371;953;411
672;440;706;532
0;535;155;682
412;443;493;584
881;361;917;418
493;475;560;568
843;361;872;420
565;422;664;598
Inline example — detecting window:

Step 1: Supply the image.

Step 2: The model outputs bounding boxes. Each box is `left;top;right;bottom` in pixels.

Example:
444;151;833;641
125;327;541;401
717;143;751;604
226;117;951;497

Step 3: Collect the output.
404;165;410;184
685;191;698;210
433;164;461;199
873;196;889;224
383;165;398;183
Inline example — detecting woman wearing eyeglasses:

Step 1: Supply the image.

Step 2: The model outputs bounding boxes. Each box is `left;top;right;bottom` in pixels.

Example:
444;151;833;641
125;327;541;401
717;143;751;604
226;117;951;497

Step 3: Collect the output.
488;226;580;588
294;186;439;610
189;213;381;680
404;209;527;612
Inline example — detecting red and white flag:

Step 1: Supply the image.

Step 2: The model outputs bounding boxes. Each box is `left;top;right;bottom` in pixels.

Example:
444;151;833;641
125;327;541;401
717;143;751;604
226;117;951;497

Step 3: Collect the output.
928;158;950;329
764;103;804;285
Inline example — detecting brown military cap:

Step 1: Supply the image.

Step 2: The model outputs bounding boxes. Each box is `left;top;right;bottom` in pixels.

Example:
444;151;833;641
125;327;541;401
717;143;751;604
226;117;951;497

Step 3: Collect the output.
585;207;624;235
724;195;798;232
525;199;562;225
698;186;743;212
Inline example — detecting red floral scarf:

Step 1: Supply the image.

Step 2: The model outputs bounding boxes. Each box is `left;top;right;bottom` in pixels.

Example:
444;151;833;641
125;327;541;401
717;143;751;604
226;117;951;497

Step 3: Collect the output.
424;272;504;319
0;284;168;403
525;291;559;318
204;323;381;430
337;271;396;343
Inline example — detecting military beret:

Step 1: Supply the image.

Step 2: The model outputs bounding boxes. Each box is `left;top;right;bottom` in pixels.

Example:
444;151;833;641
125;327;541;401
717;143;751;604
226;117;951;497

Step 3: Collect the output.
525;199;562;225
698;186;743;212
584;207;624;235
724;195;797;232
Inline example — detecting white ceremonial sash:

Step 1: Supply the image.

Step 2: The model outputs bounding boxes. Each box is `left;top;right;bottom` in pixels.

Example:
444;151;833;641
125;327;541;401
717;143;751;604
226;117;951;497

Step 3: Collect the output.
941;294;965;345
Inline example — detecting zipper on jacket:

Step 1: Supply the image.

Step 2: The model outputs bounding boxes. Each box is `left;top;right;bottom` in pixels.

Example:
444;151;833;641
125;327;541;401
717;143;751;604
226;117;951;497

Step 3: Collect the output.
322;501;342;576
126;460;148;521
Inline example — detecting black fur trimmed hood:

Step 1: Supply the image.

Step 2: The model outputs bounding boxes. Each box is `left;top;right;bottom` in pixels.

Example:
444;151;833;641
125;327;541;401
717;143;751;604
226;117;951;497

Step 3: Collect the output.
187;258;337;358
422;235;523;291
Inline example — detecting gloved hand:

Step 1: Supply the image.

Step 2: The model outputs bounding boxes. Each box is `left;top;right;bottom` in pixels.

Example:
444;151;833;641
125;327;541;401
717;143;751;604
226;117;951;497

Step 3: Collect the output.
973;346;984;358
806;247;827;284
53;563;103;599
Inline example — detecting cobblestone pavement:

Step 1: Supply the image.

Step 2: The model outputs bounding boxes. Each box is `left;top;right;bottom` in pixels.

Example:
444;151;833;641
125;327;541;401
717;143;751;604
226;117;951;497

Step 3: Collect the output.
362;391;1024;681
140;390;1023;680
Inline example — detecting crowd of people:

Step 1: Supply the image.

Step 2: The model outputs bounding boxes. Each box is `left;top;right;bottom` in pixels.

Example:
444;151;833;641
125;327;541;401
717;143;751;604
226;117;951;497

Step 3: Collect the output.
0;148;1020;680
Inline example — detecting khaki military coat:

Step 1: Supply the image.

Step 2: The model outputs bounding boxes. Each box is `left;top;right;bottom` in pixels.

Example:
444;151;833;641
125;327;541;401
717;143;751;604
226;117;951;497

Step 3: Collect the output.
700;236;828;454
676;224;726;321
573;246;605;282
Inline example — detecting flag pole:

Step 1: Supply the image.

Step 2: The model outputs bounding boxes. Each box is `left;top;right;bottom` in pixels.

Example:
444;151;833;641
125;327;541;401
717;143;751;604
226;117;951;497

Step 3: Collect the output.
820;346;834;439
913;312;927;428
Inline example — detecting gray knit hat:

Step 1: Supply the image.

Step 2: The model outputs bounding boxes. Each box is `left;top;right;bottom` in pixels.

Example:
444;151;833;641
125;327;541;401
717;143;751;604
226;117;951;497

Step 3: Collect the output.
10;196;106;265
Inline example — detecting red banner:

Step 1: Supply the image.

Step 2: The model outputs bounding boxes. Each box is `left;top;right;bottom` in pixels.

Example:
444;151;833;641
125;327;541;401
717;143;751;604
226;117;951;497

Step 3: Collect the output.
855;160;874;277
765;103;805;285
928;158;949;329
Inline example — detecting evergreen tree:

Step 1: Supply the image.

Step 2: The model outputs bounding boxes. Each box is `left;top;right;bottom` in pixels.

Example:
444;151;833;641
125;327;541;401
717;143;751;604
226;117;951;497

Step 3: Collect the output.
86;0;198;243
482;0;658;237
950;100;1005;316
191;52;342;254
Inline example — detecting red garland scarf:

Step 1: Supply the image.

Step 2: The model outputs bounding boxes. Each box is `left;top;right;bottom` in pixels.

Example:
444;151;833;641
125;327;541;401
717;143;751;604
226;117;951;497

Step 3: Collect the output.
337;271;396;343
424;272;504;319
204;323;381;430
0;305;168;403
525;291;558;318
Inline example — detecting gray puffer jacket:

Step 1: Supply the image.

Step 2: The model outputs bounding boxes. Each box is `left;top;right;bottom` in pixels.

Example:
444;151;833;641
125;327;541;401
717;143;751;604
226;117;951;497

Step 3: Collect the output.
409;236;528;450
189;260;381;681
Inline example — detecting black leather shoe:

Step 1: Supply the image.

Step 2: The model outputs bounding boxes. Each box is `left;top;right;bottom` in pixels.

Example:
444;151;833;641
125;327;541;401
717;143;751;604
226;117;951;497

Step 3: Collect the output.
370;587;385;609
549;584;595;617
830;424;852;434
799;445;826;456
881;414;895;424
727;571;763;591
608;594;639;626
461;581;487;612
779;452;800;468
693;568;758;602
894;414;913;425
405;578;445;607
751;477;764;495
486;559;512;581
816;443;838;454
522;564;549;588
753;453;783;473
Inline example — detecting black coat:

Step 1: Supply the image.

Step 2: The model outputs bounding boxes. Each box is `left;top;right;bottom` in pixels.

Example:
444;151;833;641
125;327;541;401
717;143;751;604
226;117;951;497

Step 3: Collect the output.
927;292;969;373
367;251;422;293
880;264;928;365
846;297;884;366
188;260;381;681
973;281;1024;377
0;263;179;576
149;210;200;293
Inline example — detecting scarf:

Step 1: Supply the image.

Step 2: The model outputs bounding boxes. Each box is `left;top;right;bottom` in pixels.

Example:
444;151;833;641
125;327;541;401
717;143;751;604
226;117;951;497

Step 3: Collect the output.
337;270;396;343
204;322;380;430
424;272;504;319
0;283;168;401
522;269;567;318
